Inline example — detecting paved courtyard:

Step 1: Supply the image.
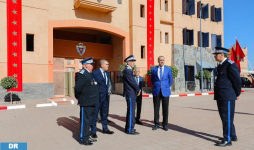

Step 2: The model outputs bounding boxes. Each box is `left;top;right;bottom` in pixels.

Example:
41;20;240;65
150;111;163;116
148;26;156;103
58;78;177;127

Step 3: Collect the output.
0;88;254;150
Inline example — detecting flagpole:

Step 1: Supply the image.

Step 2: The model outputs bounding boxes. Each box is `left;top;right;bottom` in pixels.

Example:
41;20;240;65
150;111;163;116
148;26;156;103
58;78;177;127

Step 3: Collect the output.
200;0;204;93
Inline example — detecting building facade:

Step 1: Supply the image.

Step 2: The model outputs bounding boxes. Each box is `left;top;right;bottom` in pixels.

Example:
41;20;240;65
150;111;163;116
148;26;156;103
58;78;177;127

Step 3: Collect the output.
0;0;224;100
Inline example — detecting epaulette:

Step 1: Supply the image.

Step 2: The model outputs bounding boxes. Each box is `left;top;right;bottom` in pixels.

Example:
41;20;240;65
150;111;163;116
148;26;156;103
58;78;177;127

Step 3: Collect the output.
79;69;85;74
127;66;132;70
228;60;234;64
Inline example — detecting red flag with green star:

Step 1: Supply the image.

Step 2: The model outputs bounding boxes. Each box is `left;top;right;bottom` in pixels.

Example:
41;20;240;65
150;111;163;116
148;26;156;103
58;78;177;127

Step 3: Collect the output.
235;40;245;72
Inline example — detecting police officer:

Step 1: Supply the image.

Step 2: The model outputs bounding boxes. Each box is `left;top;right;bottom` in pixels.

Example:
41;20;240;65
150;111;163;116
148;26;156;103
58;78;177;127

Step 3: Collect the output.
123;55;140;135
74;57;99;146
213;47;242;147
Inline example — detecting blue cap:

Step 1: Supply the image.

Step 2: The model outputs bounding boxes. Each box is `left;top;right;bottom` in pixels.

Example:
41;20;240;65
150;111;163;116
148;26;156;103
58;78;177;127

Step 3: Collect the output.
80;56;95;65
213;47;229;54
124;55;136;63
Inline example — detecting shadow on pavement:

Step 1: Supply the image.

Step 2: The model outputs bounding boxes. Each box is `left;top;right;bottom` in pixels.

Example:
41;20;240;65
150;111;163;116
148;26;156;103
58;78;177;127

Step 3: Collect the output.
110;114;220;143
178;107;254;116
107;114;126;133
57;116;80;142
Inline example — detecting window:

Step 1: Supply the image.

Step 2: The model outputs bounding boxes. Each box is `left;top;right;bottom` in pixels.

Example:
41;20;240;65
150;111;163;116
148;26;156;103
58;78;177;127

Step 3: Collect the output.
211;5;222;22
165;32;169;44
182;0;195;15
26;34;34;52
117;0;122;4
141;46;145;59
140;5;145;18
211;34;222;49
183;28;194;45
165;0;168;12
198;31;209;47
184;65;195;81
197;1;209;19
160;31;162;43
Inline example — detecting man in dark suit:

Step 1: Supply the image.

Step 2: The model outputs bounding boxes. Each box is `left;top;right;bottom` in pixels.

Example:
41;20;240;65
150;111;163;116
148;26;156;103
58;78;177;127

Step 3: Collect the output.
74;57;99;146
123;55;140;135
213;47;242;147
91;59;114;138
151;56;173;131
134;67;144;125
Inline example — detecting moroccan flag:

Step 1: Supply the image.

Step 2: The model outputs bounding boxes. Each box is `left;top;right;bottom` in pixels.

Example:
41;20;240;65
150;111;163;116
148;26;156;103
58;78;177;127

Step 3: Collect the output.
7;0;23;91
235;40;245;72
230;46;236;61
147;0;154;69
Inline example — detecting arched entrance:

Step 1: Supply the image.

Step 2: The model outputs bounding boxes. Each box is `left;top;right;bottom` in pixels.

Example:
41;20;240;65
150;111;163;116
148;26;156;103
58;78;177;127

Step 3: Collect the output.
48;20;130;97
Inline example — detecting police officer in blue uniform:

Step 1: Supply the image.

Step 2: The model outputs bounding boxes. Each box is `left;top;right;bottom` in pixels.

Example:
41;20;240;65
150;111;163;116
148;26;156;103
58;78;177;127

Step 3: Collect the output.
213;47;242;147
123;55;141;135
74;57;99;146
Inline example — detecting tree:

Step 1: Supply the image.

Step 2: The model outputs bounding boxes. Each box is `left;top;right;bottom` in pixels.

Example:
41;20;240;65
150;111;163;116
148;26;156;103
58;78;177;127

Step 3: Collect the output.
0;76;18;104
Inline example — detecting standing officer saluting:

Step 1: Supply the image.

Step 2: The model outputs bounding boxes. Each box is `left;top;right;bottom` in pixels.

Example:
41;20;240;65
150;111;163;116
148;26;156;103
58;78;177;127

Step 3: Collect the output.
213;47;242;147
74;57;99;146
123;55;141;135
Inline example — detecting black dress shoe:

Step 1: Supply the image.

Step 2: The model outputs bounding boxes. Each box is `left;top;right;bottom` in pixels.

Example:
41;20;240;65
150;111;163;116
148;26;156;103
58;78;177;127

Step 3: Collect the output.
215;140;232;147
80;141;93;146
89;138;97;142
162;126;168;131
103;130;114;134
136;120;143;125
90;133;98;139
152;125;159;130
126;131;140;135
218;137;238;142
107;119;112;123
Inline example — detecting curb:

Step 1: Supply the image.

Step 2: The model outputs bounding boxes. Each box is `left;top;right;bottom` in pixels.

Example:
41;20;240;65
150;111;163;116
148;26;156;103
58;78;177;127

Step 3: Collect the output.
0;105;26;111
142;90;245;98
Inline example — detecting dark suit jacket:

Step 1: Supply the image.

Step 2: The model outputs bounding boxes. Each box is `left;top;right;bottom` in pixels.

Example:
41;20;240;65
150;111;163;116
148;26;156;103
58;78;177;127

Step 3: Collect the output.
123;66;140;99
74;69;99;106
134;76;144;100
92;68;110;102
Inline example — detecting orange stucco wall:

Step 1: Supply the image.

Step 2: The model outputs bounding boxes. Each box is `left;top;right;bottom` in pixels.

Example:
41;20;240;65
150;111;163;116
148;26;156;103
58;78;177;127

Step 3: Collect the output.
53;39;113;59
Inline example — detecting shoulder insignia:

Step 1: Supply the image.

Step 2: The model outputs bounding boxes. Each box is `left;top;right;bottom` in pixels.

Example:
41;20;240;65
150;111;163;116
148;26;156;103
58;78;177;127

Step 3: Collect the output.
228;60;234;64
79;69;85;74
127;66;132;70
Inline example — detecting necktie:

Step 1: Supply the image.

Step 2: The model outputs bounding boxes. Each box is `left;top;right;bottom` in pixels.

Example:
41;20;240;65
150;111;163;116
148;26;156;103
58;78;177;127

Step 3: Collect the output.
160;67;162;80
104;71;107;85
136;76;139;84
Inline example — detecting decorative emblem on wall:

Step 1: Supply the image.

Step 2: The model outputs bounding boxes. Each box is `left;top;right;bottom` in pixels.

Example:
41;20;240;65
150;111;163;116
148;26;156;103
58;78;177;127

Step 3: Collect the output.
97;0;102;3
76;43;86;56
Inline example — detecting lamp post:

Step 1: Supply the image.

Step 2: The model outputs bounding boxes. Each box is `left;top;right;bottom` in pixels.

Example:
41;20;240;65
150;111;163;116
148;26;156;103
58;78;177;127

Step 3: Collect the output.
200;0;204;93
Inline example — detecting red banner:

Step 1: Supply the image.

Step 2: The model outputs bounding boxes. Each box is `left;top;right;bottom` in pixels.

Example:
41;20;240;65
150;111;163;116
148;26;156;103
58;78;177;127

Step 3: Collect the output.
147;0;154;69
7;0;22;91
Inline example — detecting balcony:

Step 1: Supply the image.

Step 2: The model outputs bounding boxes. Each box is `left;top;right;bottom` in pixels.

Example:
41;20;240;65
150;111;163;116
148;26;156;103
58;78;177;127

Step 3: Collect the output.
74;0;116;13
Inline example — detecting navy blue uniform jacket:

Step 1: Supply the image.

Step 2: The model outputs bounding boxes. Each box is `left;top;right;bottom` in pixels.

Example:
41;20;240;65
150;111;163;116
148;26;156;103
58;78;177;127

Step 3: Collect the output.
214;59;242;101
92;68;110;102
74;69;99;106
123;66;140;99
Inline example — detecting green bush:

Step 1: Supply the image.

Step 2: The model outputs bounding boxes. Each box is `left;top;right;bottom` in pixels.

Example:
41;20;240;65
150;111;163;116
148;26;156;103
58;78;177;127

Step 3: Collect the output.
0;76;18;90
195;70;211;80
147;65;178;78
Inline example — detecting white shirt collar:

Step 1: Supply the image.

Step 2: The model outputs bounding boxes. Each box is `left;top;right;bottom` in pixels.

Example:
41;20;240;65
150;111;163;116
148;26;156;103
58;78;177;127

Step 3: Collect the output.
220;58;227;65
158;65;164;69
127;65;132;69
99;68;104;73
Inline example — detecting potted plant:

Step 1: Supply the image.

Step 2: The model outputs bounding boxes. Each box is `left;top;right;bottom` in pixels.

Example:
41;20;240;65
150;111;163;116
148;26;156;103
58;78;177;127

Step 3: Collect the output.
0;76;18;104
195;70;212;90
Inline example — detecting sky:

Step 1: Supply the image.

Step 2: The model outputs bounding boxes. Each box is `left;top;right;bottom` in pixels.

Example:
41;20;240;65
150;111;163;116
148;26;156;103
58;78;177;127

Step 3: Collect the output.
224;0;254;70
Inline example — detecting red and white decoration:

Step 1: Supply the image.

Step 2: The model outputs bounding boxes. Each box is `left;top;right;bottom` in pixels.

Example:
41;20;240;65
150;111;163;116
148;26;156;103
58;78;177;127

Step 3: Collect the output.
147;0;154;69
7;0;22;91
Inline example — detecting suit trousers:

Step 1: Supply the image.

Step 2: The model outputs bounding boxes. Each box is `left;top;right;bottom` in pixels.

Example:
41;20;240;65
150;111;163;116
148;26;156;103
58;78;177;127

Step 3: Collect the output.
153;89;169;126
217;100;237;142
136;95;142;121
80;106;94;142
91;100;109;134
